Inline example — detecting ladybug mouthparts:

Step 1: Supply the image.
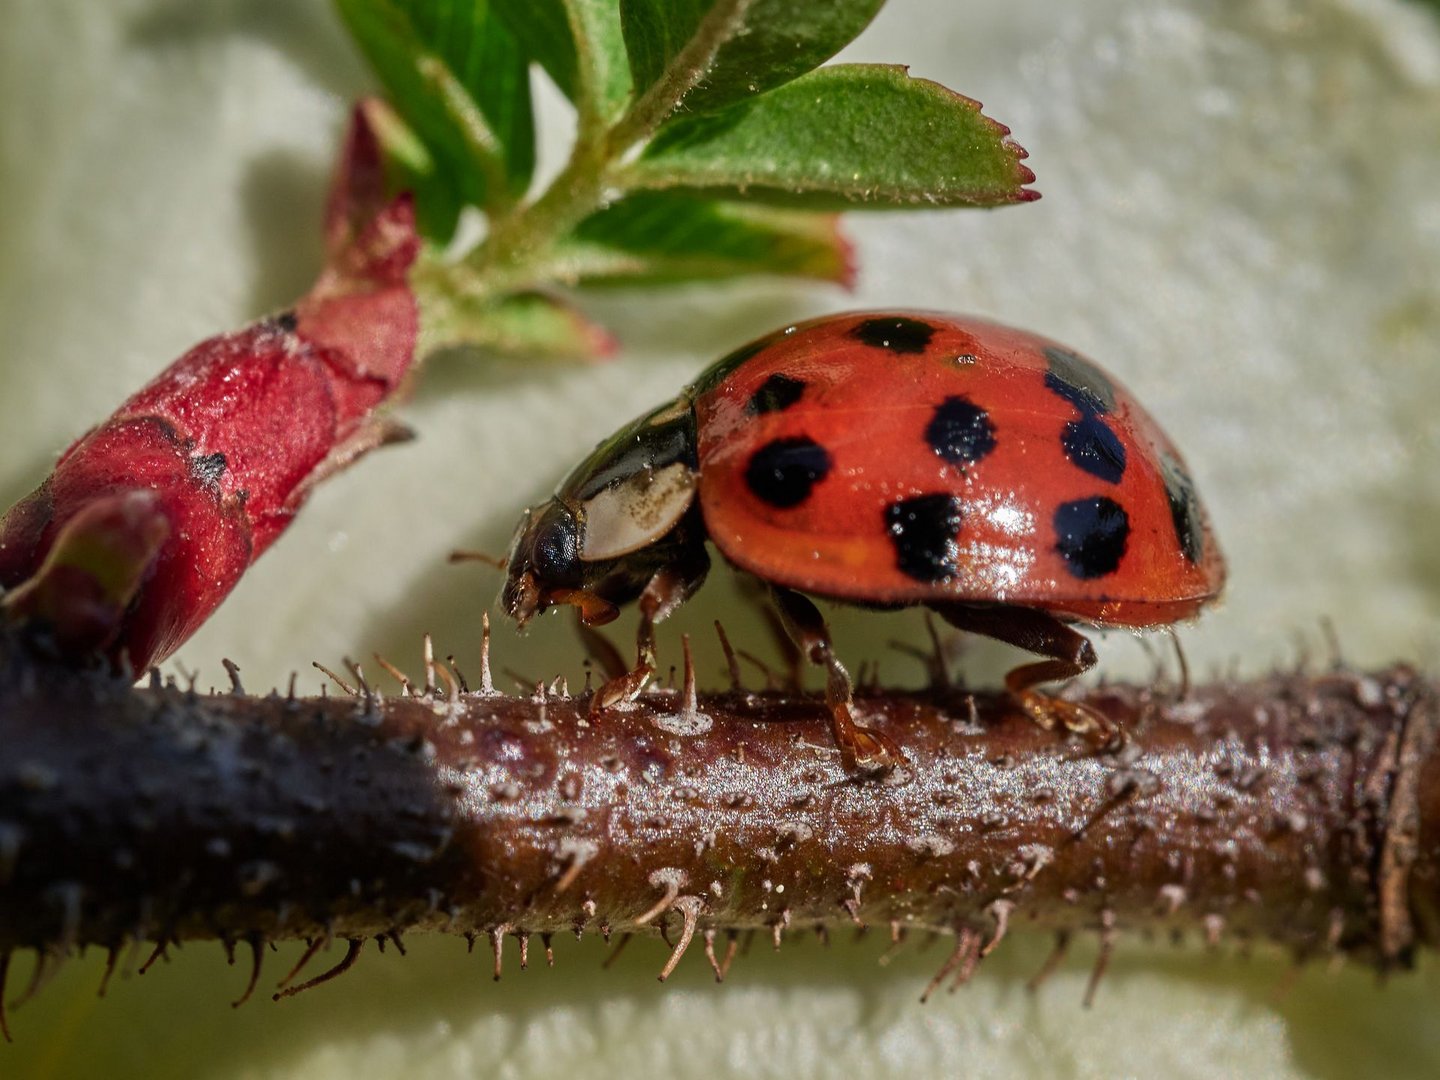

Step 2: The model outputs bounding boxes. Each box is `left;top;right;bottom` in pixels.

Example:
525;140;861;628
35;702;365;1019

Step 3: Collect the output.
501;569;542;628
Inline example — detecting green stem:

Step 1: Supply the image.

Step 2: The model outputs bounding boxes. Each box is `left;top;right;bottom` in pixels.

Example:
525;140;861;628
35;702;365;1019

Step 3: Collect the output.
454;0;753;302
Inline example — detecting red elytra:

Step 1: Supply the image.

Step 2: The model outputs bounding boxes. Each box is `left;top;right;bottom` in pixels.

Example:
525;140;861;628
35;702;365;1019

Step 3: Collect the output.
693;312;1224;625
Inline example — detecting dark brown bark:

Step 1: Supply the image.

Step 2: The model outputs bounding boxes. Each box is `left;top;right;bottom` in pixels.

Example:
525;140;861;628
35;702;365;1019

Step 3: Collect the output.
0;627;1435;996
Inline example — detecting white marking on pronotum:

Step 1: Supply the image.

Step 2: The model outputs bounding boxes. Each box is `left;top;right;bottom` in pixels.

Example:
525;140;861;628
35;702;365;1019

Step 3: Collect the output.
579;462;697;562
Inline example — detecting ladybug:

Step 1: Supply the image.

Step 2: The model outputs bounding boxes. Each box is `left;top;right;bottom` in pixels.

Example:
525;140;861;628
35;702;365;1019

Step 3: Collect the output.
502;312;1224;769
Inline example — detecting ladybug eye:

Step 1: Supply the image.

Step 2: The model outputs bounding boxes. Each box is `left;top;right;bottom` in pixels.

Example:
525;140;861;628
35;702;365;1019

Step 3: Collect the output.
531;517;578;582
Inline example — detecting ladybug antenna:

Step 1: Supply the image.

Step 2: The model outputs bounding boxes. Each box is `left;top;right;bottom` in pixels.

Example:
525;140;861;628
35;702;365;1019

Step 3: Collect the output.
448;549;507;570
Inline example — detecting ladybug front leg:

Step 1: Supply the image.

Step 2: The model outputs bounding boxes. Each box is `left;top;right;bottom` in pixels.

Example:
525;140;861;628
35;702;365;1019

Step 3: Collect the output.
929;604;1121;750
588;565;699;715
770;587;907;773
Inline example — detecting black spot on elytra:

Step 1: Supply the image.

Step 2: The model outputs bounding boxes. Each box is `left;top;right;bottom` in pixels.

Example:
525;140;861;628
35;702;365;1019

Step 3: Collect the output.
850;316;936;355
1061;416;1127;484
745;436;832;508
1054;496;1129;579
926;396;996;467
190;452;227;486
885;493;964;583
273;310;299;333
1044;347;1126;483
1044;346;1116;415
746;373;807;415
1160;455;1204;563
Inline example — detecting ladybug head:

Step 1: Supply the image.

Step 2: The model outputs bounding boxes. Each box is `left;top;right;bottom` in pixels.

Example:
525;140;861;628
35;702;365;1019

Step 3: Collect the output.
502;399;702;629
502;500;618;628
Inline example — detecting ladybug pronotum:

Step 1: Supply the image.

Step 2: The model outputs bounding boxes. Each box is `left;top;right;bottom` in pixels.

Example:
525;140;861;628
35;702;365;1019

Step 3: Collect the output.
502;312;1225;769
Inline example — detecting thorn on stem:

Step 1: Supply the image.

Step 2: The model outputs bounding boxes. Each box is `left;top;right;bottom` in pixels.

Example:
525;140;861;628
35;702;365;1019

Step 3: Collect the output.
1168;627;1192;699
771;909;790;950
478;612;496;695
490;925;509;981
737;650;780;690
221;658;244;695
703;929;727;982
1203;913;1225;949
343;657;373;706
137;939;169;975
231;934;265;1009
97;943;121;998
0;952;10;1043
680;634;698;717
312;661;357;697
276;937;325;990
372;653;415;696
435;662;460;707
9;948;60;1010
423;634;437;697
636;868;685;926
1319;616;1344;670
273;939;362;1001
878;920;907;967
1027;930;1071;993
602;933;632;969
920;929;980;1003
714;620;743;691
657;897;703;982
1083;910;1117;1008
982;900;1015;957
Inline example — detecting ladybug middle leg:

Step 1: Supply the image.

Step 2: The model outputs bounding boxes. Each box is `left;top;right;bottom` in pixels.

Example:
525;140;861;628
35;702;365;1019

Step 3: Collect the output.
771;586;907;772
588;565;699;715
928;603;1121;750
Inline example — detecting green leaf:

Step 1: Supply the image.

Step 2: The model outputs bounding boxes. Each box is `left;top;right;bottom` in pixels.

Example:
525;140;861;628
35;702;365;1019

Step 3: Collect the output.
423;290;617;361
335;0;534;221
629;0;884;114
555;193;853;285
492;0;631;129
627;64;1038;209
618;0;882;122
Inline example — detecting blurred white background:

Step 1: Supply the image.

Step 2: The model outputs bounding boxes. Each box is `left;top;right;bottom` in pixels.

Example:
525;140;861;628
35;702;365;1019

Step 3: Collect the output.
3;0;1439;1076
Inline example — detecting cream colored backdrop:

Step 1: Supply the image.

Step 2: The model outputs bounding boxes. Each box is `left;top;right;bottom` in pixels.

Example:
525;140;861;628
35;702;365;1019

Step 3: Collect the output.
2;0;1439;1076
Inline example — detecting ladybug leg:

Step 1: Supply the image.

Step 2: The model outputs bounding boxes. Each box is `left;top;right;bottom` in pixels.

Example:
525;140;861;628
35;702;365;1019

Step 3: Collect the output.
589;566;699;715
928;604;1121;750
771;587;907;772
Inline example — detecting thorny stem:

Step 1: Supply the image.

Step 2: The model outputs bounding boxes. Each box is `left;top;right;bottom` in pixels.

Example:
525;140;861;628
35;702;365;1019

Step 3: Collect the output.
0;627;1437;1016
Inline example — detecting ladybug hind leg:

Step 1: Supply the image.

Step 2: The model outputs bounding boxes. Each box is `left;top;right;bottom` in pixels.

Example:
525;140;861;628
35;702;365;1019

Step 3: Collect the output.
928;603;1121;750
771;587;906;772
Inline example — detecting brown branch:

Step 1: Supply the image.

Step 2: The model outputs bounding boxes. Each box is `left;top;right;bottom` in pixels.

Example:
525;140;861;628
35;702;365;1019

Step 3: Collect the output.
0;628;1435;1000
